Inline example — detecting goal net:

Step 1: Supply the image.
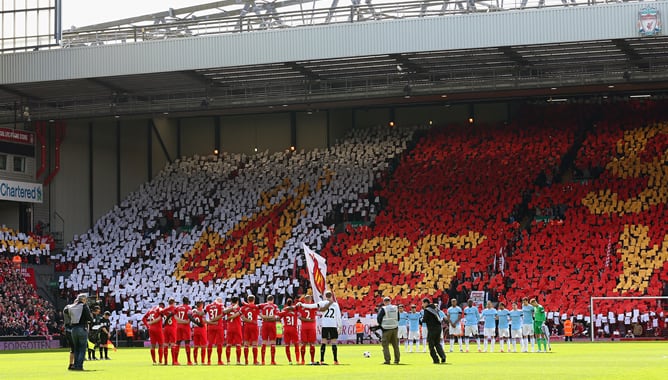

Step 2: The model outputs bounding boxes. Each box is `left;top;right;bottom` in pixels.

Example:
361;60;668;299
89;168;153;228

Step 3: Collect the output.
589;296;668;341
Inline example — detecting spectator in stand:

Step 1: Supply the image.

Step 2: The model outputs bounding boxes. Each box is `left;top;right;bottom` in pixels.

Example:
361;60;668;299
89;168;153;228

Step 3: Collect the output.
0;257;60;337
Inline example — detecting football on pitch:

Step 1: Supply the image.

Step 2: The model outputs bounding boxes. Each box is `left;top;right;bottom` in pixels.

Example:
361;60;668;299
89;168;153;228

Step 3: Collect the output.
363;351;371;358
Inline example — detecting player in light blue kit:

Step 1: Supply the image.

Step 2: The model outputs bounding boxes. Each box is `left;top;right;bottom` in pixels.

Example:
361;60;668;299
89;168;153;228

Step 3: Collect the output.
496;302;511;352
463;299;481;352
481;301;498;352
398;305;409;352
438;308;447;350
406;305;421;352
521;297;535;352
509;301;523;352
446;299;463;352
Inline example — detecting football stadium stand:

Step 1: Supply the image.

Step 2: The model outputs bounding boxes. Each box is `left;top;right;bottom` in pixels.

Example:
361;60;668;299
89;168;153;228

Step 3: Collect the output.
47;100;668;333
53;125;421;325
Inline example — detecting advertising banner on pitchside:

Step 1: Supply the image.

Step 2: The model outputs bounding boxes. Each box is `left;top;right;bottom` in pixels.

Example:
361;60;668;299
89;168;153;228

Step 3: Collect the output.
0;179;43;203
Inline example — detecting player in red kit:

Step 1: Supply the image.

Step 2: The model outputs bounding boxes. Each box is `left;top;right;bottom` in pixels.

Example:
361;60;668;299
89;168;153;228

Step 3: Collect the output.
279;298;300;365
161;298;179;365
191;301;207;365
240;294;261;365
142;303;165;365
225;296;243;365
259;295;280;365
204;297;226;365
173;296;193;365
298;295;318;365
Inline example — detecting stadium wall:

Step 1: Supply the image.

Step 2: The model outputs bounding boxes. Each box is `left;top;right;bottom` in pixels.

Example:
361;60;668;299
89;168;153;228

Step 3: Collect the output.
120;120;149;200
328;109;353;145
52;121;90;243
0;202;19;229
92;120;117;223
181;117;215;157
152;117;178;175
296;111;328;151
221;113;292;154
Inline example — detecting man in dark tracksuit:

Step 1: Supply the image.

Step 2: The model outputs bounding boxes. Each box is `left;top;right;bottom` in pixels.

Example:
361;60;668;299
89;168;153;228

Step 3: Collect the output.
421;298;446;364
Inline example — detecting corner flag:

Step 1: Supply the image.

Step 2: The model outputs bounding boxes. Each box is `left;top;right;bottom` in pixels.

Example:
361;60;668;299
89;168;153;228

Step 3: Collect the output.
105;339;117;352
302;243;328;303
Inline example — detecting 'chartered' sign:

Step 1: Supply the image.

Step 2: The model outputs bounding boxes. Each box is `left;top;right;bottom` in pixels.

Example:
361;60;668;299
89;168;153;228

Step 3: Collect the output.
0;179;43;203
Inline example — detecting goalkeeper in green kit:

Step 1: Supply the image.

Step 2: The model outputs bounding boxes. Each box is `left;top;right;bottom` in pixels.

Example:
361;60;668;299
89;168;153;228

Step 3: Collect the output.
530;299;547;352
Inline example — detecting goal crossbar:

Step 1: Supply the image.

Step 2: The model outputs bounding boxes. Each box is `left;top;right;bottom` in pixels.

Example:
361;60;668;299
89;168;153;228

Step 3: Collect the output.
589;296;668;342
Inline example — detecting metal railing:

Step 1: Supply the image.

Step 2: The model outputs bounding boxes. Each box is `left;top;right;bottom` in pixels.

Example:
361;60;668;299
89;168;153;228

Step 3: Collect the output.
59;0;659;48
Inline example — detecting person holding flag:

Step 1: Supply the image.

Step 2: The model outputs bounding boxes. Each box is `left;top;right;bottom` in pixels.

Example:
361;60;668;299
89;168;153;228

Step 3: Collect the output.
301;243;342;364
302;243;328;302
298;291;340;365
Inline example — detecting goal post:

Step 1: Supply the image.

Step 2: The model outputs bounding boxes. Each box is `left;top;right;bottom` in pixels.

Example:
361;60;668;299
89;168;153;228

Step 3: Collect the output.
589;296;668;342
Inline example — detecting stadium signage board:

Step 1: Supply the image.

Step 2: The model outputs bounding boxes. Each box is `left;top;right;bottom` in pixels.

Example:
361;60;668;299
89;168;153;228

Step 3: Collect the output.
0;128;34;145
638;7;661;36
0;340;60;350
0;179;43;203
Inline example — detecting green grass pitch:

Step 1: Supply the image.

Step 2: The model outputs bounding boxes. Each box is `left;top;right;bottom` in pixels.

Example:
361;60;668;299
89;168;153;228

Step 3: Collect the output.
1;342;667;380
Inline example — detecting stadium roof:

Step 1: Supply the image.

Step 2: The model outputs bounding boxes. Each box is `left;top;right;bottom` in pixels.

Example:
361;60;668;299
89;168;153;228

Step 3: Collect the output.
2;0;668;123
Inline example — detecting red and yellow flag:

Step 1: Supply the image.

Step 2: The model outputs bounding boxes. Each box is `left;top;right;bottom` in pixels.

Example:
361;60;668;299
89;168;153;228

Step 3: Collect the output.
303;243;328;302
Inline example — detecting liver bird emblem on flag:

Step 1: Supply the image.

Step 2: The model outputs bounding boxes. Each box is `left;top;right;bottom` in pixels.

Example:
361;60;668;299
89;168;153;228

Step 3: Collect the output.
303;243;328;302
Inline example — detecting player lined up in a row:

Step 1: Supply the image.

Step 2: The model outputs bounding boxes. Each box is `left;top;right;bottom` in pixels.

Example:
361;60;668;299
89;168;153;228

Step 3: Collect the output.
394;297;550;354
430;297;550;353
141;291;343;366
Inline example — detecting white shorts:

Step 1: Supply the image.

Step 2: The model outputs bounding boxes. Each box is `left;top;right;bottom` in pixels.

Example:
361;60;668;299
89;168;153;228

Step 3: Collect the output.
484;328;496;338
449;324;462;336
522;324;534;336
464;325;478;337
398;326;407;339
511;329;522;339
408;330;420;340
498;327;510;338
